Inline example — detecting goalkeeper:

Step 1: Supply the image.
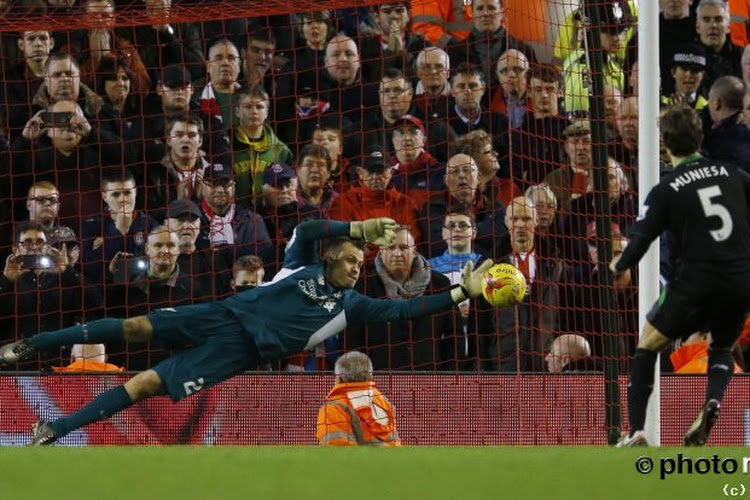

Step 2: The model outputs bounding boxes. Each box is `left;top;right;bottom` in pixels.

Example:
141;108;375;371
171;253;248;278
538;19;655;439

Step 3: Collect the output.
0;218;491;446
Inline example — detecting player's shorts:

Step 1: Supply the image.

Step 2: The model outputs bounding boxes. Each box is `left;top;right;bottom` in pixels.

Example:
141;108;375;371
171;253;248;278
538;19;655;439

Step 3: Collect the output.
646;271;750;349
148;302;260;402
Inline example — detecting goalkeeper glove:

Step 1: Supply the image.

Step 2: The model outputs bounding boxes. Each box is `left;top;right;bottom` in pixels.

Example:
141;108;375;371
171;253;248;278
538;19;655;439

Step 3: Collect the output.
450;259;494;303
350;218;399;246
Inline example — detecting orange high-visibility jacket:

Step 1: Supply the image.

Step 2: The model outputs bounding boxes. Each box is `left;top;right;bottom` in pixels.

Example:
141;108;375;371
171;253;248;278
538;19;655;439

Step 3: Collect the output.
412;0;473;47
411;0;546;47
729;0;750;47
316;381;402;446
670;342;743;374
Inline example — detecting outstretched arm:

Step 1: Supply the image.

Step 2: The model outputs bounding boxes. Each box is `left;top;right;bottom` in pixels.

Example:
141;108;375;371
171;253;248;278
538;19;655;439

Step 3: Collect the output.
345;260;494;323
284;218;400;268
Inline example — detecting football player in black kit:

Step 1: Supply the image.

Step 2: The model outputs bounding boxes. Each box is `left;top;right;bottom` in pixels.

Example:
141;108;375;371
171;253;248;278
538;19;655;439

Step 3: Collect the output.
612;104;750;446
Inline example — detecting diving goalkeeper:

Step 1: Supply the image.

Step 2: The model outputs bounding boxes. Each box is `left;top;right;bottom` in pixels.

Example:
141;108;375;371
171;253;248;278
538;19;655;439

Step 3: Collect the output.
0;218;491;446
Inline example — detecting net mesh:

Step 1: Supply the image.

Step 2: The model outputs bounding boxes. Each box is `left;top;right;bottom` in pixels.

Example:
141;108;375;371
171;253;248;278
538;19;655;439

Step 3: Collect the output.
0;0;732;445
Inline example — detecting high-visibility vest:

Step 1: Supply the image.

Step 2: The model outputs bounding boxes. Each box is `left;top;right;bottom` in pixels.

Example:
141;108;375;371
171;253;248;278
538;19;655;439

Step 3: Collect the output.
316;381;402;446
729;0;750;47
412;0;473;47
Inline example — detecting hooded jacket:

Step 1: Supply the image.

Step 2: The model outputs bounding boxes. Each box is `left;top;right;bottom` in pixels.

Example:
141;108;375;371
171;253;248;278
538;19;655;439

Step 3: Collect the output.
231;124;293;207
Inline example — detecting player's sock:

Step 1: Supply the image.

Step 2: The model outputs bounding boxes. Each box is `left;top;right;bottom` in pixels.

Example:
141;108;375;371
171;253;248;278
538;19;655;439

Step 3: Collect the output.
29;318;125;349
706;347;734;402
50;386;133;438
627;348;658;434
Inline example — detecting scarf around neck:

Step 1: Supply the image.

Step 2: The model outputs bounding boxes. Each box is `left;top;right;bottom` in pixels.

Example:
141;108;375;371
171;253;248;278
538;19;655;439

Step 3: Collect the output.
374;252;432;299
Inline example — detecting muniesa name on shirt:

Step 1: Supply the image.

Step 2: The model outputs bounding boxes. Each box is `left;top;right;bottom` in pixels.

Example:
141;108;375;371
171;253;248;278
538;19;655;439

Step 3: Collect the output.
669;165;729;192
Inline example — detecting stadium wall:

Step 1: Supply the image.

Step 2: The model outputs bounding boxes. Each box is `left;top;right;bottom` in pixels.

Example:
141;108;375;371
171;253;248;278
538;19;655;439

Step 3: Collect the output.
1;374;747;446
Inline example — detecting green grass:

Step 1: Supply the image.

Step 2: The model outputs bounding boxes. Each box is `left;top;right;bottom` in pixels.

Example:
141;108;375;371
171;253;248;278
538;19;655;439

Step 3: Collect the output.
2;447;749;500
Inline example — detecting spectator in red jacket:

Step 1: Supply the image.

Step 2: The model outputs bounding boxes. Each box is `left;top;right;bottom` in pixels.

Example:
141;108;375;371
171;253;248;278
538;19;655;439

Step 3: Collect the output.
329;149;420;244
389;115;446;210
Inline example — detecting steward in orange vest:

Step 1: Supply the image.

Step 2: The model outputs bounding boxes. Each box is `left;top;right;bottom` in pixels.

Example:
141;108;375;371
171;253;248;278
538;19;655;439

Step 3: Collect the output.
316;351;402;446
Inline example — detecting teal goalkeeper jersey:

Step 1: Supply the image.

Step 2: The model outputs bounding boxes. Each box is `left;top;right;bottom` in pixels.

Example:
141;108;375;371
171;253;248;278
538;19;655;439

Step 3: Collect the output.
218;220;457;360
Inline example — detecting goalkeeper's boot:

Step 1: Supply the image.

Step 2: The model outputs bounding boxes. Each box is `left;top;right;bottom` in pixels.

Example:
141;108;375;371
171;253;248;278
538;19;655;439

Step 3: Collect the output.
0;339;37;367
615;430;648;447
684;399;720;446
28;420;57;446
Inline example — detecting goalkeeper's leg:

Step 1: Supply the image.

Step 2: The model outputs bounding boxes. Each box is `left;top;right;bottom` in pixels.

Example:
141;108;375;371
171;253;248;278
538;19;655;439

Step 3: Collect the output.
1;316;153;366
30;369;165;445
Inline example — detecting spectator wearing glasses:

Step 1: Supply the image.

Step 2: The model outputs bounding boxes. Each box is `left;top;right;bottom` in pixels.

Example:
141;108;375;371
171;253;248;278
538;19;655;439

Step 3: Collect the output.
201;39;243;128
418;153;507;259
429;210;486;369
344;226;458;370
295;144;338;217
0;221;95;368
429;210;484;284
360;68;454;164
26;181;61;233
25;181;82;269
389;115;446;210
490;49;530;127
453;130;520;207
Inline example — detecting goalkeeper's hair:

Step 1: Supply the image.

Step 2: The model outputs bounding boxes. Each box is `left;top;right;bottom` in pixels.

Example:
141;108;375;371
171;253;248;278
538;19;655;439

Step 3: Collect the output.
324;237;366;261
335;351;373;383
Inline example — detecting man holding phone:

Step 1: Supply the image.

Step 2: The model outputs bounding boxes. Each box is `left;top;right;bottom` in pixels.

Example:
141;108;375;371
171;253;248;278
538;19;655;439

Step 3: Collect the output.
0;222;91;364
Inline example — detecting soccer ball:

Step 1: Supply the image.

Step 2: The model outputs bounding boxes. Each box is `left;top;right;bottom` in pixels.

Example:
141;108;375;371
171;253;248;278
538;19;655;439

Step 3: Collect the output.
481;263;527;307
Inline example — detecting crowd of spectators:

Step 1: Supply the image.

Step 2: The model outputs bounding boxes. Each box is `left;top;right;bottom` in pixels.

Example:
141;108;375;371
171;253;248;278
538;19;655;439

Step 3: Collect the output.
1;0;746;374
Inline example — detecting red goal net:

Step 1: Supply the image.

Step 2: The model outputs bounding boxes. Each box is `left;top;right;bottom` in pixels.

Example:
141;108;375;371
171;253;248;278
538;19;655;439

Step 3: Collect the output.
0;0;656;445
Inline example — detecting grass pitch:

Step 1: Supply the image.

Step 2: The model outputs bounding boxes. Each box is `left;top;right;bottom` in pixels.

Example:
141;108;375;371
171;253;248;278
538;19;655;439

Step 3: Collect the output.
2;446;747;500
